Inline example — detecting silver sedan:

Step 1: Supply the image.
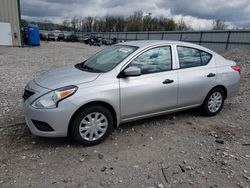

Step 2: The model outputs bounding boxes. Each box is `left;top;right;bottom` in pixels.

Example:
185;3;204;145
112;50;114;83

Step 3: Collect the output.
23;40;240;145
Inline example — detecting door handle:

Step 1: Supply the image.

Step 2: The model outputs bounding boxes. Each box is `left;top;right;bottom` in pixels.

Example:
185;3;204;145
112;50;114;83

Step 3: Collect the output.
162;79;174;84
207;73;216;77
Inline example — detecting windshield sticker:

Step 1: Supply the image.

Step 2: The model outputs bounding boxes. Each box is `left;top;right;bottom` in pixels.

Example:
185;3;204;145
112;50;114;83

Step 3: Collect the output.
118;48;133;53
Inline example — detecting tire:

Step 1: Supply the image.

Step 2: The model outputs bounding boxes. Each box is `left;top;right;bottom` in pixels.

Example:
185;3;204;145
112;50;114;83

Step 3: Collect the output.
70;105;114;146
202;87;225;116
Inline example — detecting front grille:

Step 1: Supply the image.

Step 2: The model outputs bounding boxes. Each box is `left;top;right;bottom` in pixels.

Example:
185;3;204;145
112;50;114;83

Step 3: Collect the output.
23;89;35;101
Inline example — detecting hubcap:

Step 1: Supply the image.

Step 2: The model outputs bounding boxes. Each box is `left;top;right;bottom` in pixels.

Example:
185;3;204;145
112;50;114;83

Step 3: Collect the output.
208;92;223;113
79;112;108;141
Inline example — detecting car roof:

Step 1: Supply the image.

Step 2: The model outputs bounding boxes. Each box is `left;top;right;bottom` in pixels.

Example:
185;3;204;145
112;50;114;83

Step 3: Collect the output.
118;40;214;53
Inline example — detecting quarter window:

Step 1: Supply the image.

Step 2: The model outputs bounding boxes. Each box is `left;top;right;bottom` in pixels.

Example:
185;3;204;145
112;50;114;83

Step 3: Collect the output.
201;51;212;65
177;46;212;68
129;46;172;74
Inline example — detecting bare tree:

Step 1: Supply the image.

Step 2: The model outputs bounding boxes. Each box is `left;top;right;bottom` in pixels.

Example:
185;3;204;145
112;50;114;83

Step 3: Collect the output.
115;16;126;32
143;13;152;31
65;11;192;33
105;15;116;32
62;19;70;31
71;17;78;32
80;18;85;32
84;16;94;32
98;19;106;32
176;18;190;31
92;18;99;32
126;11;143;31
213;19;228;30
164;18;176;31
76;17;82;32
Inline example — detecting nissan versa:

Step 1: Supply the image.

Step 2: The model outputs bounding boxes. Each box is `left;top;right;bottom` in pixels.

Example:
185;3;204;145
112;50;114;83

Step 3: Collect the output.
23;40;240;145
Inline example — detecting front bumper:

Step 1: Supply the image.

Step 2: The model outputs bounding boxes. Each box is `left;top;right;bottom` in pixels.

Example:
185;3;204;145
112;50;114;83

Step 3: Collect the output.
23;81;77;137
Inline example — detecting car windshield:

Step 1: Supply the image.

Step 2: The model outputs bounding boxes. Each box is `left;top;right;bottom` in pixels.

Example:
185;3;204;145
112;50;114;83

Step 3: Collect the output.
76;45;138;73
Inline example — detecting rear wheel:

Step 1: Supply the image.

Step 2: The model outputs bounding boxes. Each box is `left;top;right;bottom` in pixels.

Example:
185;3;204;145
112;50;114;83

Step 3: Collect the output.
202;88;225;116
70;105;113;146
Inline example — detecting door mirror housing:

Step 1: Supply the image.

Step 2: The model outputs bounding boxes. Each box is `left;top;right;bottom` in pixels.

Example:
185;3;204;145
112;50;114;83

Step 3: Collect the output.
118;66;141;78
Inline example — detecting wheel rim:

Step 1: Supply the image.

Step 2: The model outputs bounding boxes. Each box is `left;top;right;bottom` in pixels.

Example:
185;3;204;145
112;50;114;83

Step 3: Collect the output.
79;112;108;141
208;92;223;113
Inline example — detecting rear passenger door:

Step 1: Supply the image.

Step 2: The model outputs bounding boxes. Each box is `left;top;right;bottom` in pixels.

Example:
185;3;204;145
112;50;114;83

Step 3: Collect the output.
176;46;217;107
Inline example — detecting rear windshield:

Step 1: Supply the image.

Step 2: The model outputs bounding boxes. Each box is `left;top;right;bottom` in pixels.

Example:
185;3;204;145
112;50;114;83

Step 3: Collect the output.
76;45;138;73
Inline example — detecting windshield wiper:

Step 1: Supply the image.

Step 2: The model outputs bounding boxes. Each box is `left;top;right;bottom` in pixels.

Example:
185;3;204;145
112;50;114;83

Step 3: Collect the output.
75;62;94;72
75;62;103;73
81;64;95;72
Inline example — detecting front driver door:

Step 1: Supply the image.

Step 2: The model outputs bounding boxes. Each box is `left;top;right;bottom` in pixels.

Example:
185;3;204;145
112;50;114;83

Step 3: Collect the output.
119;46;178;121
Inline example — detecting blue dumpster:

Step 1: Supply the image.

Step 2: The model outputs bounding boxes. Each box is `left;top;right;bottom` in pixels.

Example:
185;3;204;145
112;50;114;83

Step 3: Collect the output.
27;25;40;46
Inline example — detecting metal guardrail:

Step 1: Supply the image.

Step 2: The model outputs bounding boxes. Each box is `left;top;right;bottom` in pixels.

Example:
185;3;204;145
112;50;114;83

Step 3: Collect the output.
91;30;250;52
42;30;250;52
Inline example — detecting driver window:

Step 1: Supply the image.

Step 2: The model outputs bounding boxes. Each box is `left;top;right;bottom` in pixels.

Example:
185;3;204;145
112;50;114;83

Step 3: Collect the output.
129;46;172;74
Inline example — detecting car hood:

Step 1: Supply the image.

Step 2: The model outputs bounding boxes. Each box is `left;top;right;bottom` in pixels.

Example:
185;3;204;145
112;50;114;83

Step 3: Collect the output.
34;65;100;90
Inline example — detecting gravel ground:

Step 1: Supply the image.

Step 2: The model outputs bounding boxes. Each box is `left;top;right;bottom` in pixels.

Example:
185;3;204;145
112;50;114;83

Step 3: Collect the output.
0;42;250;188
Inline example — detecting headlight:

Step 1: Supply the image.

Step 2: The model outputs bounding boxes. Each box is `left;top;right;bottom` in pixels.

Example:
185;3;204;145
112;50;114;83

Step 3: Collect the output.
31;85;78;109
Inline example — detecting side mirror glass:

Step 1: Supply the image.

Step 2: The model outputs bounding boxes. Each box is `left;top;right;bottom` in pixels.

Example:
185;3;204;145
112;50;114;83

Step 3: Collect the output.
123;66;141;77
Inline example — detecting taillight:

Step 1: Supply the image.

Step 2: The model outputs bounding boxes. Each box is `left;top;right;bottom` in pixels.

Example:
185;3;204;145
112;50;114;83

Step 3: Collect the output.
231;65;240;74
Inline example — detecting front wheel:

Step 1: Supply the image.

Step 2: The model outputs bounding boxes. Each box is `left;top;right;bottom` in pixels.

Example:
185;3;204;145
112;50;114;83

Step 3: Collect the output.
70;105;113;146
202;88;225;116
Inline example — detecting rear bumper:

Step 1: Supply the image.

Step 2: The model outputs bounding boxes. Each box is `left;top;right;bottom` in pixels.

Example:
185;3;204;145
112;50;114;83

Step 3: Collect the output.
215;66;240;98
226;76;240;98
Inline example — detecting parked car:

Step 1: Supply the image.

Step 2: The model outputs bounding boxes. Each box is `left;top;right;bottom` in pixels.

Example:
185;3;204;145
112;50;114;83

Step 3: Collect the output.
83;35;90;44
65;34;79;42
111;37;117;45
47;33;55;41
23;40;240;146
40;33;47;41
88;36;102;46
102;38;108;45
57;33;65;41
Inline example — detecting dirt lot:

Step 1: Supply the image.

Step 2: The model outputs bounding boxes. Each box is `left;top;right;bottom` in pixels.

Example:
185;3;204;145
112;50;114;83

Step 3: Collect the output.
0;42;250;188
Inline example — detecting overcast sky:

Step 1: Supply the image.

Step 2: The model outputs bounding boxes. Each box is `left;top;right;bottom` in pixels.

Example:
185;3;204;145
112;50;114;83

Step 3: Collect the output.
20;0;250;30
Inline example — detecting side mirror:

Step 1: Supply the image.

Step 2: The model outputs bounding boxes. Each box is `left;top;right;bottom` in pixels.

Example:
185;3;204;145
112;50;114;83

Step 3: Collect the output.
118;66;141;78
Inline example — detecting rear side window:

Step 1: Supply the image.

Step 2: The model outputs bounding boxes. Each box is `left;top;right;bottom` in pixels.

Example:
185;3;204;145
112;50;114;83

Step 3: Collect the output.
177;46;212;68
